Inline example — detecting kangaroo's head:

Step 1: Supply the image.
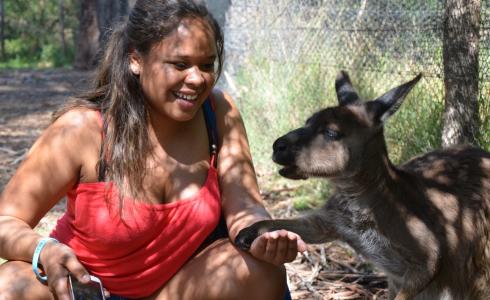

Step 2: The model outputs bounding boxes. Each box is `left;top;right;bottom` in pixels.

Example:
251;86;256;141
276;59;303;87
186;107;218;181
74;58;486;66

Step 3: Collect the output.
273;71;421;180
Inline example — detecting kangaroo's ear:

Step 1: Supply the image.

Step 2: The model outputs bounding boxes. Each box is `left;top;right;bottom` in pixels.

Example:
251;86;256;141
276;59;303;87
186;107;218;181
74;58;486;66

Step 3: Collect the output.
367;73;422;123
335;70;360;106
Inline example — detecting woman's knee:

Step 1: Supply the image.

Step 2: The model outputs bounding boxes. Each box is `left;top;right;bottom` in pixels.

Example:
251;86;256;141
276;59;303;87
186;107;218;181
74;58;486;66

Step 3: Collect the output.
155;239;288;300
203;239;288;299
239;251;288;299
0;261;53;300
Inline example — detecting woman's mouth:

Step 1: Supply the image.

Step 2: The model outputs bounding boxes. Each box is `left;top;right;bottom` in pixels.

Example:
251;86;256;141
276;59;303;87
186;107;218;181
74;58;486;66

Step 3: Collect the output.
173;91;199;111
174;92;198;102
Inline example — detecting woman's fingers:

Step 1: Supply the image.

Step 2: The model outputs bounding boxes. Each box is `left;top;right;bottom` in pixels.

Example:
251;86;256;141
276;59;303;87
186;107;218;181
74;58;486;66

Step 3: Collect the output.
275;231;290;259
264;231;279;261
46;263;71;300
249;230;306;265
284;231;300;262
64;255;90;284
250;232;267;253
290;231;307;253
41;242;90;299
103;288;111;298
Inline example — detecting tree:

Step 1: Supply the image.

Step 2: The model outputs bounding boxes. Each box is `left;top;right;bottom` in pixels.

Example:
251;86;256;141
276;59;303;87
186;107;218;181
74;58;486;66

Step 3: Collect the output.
0;0;4;60
442;0;481;147
96;0;128;47
73;0;128;70
73;0;99;70
59;0;66;59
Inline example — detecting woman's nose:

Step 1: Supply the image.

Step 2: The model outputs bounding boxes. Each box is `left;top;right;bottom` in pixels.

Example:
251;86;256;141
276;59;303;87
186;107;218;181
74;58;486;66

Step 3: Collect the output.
185;66;205;87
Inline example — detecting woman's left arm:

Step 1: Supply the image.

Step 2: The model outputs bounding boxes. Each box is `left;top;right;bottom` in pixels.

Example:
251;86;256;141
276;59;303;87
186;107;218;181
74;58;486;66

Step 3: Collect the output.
213;89;306;265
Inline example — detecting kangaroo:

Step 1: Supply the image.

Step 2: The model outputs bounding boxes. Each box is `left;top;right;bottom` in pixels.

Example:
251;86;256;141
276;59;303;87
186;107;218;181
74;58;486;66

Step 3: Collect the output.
235;71;490;300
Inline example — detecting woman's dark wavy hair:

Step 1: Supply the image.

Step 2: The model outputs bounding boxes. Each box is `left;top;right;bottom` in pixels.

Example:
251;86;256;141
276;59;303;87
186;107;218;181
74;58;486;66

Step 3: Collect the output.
54;0;224;201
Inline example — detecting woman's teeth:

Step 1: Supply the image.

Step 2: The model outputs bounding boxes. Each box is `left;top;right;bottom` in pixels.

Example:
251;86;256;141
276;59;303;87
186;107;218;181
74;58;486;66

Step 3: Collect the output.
175;92;198;101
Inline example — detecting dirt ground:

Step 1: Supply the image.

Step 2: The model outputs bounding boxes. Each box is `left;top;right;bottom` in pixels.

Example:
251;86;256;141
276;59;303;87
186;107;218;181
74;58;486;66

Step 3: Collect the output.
0;69;387;299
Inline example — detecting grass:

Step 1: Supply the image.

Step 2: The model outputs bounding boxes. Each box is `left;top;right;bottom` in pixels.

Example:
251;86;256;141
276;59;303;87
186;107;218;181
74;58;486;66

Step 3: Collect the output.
479;79;490;149
0;49;74;70
235;58;335;173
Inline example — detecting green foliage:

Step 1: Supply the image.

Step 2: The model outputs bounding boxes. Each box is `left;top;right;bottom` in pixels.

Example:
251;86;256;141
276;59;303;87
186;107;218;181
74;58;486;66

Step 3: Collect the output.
39;43;75;68
235;57;337;208
0;56;36;69
479;80;490;150
236;58;336;173
478;47;490;150
1;0;79;67
5;38;31;55
291;178;332;211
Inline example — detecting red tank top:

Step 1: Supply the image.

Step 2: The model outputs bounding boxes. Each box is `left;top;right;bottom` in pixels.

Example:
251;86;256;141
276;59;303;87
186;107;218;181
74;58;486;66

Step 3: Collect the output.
50;101;221;298
50;168;220;298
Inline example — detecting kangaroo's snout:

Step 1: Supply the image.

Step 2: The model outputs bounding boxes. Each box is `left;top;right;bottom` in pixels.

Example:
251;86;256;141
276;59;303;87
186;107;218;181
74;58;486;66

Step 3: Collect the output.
272;127;309;165
272;137;291;165
272;128;311;180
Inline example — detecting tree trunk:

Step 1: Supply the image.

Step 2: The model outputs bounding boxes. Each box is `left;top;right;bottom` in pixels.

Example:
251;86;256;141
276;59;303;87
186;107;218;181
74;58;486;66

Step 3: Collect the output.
96;0;128;49
442;0;481;147
73;0;100;70
0;0;5;60
59;0;66;58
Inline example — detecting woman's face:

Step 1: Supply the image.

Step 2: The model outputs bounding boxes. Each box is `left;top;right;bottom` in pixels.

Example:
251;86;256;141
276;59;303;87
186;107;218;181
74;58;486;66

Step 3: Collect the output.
131;17;218;123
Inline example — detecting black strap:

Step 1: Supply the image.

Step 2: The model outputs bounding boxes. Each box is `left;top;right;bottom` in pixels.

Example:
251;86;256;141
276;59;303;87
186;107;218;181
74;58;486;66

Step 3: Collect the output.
203;98;219;167
98;111;106;182
97;144;106;182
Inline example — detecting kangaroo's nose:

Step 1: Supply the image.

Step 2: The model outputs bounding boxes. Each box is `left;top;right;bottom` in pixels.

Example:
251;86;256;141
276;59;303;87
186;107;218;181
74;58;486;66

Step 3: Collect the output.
273;138;289;153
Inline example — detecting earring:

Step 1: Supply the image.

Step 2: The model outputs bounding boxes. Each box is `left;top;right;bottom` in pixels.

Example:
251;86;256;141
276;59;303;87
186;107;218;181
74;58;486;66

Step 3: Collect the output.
130;64;140;75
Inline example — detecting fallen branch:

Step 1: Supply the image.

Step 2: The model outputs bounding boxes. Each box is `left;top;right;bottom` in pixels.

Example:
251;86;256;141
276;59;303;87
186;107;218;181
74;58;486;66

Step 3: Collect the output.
324;254;360;273
0;146;17;155
319;271;387;282
287;263;325;300
9;149;27;166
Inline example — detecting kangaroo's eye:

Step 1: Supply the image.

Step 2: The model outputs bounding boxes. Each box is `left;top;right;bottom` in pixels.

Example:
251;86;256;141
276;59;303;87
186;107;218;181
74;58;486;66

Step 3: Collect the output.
324;129;341;140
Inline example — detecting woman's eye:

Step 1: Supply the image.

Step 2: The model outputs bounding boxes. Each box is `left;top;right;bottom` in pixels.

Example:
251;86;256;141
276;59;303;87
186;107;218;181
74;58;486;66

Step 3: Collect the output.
174;62;188;70
324;129;340;140
201;63;215;72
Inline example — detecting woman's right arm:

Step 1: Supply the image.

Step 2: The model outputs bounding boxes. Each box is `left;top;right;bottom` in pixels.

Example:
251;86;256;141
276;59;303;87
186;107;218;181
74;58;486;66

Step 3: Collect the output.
0;109;101;299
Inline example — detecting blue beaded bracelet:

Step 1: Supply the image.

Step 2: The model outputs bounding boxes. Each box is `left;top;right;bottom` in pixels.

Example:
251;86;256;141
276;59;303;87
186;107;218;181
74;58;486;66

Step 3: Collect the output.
32;237;59;282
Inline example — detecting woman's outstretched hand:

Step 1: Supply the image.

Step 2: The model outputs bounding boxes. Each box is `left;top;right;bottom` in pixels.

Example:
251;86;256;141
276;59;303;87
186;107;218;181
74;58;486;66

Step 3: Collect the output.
248;230;307;266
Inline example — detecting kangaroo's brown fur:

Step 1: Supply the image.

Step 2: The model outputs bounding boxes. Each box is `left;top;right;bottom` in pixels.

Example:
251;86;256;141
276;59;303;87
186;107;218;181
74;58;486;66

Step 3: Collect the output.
236;72;490;300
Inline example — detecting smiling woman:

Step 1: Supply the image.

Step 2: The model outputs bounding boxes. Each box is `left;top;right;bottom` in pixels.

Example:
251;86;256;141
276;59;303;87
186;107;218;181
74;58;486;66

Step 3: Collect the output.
129;17;217;123
0;1;303;299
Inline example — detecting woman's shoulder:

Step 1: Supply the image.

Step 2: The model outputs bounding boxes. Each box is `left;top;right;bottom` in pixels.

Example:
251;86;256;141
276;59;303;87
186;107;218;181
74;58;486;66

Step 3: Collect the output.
211;88;232;103
21;108;103;184
51;108;102;136
34;108;103;157
210;88;239;117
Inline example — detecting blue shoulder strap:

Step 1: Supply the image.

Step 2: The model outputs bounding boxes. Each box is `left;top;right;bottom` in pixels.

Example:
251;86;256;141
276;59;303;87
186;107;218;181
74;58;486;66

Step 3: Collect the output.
203;98;218;167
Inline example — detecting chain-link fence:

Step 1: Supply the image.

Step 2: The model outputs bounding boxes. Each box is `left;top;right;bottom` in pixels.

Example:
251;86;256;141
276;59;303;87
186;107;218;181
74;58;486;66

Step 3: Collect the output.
211;0;490;172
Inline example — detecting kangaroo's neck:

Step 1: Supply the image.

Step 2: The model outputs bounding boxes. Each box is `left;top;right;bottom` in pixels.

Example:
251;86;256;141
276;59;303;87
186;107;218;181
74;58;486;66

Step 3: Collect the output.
332;135;400;198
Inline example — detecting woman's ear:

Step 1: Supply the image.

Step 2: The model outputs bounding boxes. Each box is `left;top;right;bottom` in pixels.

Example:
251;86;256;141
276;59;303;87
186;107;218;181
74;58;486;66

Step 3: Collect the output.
129;51;142;75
